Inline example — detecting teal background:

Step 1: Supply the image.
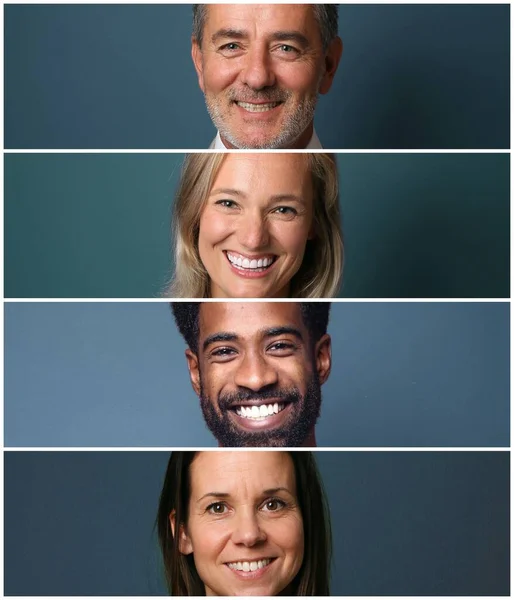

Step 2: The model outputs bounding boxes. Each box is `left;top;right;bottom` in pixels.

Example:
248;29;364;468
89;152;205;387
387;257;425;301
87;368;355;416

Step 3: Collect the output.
4;4;510;149
4;451;510;595
4;153;509;298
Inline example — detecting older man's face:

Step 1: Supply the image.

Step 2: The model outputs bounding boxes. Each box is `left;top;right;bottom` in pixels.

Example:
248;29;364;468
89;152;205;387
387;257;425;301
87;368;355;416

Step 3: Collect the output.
192;4;341;149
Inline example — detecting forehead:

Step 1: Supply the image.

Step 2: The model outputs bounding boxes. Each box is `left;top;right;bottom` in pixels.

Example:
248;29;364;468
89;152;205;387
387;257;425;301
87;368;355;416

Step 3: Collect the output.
190;451;296;497
198;302;307;342
212;154;313;199
203;4;321;41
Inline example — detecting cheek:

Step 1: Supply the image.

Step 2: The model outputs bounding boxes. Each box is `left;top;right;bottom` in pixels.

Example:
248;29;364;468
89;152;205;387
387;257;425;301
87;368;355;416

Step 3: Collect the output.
277;64;321;93
199;213;232;255
203;57;240;92
284;356;314;389
271;222;311;257
200;364;228;399
188;522;228;575
273;516;305;565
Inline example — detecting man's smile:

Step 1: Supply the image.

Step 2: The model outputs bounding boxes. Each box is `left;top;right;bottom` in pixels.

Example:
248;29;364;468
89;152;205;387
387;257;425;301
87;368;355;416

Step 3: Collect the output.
235;101;282;113
227;401;295;430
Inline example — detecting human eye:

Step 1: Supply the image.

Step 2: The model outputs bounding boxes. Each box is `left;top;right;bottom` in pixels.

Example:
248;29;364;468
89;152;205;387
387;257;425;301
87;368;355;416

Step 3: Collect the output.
261;497;286;512
274;43;301;58
280;44;298;53
206;501;229;515
218;42;243;56
209;346;238;363
272;205;298;218
267;340;297;355
215;199;238;209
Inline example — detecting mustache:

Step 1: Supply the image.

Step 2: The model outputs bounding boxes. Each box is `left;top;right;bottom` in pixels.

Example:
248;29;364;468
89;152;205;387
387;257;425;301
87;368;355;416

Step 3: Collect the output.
228;87;291;103
218;387;302;409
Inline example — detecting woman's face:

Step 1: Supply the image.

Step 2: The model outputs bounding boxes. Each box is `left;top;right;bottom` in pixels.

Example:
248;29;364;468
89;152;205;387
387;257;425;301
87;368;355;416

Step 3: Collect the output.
198;154;314;298
179;451;304;596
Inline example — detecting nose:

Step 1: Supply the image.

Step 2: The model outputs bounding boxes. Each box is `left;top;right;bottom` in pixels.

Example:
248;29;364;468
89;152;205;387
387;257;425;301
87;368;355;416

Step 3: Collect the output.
234;351;278;392
240;45;276;90
231;509;267;547
237;212;270;250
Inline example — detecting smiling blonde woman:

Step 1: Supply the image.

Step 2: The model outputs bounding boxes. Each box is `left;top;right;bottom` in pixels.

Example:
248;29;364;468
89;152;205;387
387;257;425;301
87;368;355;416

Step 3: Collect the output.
164;152;343;298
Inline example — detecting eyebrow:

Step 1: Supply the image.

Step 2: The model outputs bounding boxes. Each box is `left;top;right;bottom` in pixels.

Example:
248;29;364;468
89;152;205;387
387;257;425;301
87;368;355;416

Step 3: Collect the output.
264;326;304;342
203;332;238;352
197;492;231;504
196;487;293;504
269;31;310;48
211;28;246;44
202;326;304;353
211;28;310;49
210;187;245;198
210;188;306;205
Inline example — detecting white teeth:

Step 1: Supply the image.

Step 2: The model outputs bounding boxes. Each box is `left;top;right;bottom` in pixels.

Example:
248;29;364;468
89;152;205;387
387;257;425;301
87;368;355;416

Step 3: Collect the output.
235;403;285;420
226;252;274;270
237;101;278;112
228;558;272;572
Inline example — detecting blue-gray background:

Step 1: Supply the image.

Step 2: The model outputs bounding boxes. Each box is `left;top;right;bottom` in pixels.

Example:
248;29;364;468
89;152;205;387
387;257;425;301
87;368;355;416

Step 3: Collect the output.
4;4;509;149
4;302;509;447
4;451;509;595
4;153;510;298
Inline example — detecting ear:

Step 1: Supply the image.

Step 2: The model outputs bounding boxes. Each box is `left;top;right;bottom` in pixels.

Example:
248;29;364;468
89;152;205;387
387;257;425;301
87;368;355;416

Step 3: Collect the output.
191;38;205;93
314;334;332;384
318;37;343;95
186;349;202;397
169;511;194;555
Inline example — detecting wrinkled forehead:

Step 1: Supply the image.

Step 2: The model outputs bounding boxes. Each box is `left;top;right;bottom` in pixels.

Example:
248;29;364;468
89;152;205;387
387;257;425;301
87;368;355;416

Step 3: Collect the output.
202;4;322;43
198;302;307;344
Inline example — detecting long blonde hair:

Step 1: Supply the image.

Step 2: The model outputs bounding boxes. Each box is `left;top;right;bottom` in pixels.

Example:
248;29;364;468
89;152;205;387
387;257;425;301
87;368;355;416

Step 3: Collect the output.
164;153;343;298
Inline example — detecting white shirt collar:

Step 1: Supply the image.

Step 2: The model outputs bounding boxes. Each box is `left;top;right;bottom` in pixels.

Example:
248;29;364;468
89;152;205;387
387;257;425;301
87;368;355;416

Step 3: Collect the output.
209;129;322;149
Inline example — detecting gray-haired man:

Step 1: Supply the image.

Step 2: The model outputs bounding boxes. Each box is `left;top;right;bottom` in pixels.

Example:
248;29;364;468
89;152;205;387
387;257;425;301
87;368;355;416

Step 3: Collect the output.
191;4;343;149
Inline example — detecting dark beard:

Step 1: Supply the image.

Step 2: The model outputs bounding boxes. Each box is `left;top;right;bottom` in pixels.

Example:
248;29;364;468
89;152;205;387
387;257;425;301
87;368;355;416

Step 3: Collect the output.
199;375;322;447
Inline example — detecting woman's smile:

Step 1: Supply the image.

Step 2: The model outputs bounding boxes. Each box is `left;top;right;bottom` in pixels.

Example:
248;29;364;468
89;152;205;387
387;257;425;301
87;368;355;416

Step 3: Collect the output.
198;153;314;298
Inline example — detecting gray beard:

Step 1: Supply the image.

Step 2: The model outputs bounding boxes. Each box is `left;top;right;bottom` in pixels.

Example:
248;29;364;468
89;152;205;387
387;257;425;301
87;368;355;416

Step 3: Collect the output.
205;90;319;149
199;375;322;447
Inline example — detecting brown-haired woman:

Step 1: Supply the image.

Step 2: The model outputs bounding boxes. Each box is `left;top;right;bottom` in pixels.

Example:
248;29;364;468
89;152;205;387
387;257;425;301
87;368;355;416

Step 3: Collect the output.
157;451;332;595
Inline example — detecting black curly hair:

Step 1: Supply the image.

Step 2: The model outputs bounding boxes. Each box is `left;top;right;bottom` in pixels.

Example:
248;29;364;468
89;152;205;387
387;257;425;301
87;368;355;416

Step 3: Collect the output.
171;302;331;354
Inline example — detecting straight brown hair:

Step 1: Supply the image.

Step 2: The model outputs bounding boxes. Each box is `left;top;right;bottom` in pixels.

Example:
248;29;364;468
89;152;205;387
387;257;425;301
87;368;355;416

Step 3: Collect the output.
157;451;332;595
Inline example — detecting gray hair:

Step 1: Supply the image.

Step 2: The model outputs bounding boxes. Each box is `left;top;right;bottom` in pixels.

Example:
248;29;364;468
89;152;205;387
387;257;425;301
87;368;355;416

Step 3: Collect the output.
192;4;339;51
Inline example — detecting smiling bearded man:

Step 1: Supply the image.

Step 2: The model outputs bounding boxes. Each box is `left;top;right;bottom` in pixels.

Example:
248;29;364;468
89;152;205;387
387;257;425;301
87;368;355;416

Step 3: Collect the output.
172;301;332;447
